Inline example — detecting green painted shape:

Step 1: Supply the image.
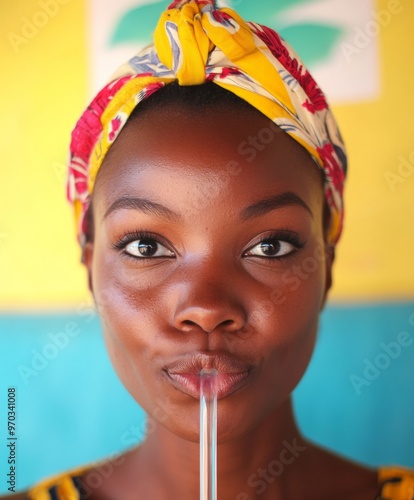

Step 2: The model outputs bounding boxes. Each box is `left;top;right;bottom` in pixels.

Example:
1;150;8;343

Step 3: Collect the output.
110;0;313;46
109;0;344;68
278;24;344;66
110;0;169;45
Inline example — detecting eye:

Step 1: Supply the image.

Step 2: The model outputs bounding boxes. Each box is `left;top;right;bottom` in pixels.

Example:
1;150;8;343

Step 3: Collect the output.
244;231;304;259
246;239;294;258
124;237;175;259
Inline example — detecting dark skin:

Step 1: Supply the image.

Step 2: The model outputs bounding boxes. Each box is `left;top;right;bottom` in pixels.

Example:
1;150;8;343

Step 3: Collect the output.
3;104;379;499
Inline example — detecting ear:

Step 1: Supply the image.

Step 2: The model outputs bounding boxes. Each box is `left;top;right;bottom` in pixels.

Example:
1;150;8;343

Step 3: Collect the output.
82;241;95;296
321;244;335;310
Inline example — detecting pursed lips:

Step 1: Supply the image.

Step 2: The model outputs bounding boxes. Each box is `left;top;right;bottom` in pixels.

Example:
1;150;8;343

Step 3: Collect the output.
164;352;254;399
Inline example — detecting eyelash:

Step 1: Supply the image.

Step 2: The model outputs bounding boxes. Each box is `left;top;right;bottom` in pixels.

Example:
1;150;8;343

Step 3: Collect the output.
244;230;305;260
111;230;305;261
112;230;159;250
111;230;174;262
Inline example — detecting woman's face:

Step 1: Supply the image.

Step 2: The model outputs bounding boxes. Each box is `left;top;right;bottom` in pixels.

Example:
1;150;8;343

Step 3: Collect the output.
84;101;333;443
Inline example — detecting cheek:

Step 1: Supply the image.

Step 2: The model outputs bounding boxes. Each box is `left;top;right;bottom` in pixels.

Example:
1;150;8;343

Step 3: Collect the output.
245;245;327;408
92;271;202;441
92;231;166;329
91;246;168;414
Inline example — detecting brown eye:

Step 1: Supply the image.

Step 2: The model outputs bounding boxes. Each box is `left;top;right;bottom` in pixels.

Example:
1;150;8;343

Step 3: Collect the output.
138;239;158;256
246;239;295;258
125;238;174;258
260;240;281;256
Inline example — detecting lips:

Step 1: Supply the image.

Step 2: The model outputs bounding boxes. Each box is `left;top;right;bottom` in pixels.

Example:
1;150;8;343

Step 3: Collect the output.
164;353;253;400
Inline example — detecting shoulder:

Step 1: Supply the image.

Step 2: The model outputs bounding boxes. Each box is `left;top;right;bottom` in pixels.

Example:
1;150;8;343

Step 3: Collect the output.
0;451;131;500
305;444;413;499
378;466;414;499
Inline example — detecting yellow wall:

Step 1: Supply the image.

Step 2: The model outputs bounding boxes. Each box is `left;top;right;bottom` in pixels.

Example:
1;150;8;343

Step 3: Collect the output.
0;1;88;310
333;0;414;300
0;0;413;310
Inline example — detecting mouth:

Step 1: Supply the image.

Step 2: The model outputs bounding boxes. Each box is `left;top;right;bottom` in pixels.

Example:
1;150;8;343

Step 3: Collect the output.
164;352;254;400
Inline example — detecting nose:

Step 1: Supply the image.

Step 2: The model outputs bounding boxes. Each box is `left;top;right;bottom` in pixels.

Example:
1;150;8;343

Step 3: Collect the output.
172;271;247;334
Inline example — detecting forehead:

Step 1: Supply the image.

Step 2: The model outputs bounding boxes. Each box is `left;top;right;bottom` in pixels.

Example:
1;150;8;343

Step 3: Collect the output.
93;103;324;216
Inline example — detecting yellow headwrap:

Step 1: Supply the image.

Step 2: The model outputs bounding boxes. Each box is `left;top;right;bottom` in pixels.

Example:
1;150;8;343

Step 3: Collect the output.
68;0;346;250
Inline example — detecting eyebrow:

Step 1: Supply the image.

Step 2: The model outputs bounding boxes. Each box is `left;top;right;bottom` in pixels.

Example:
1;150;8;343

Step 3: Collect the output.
103;192;312;222
103;196;179;221
240;192;313;220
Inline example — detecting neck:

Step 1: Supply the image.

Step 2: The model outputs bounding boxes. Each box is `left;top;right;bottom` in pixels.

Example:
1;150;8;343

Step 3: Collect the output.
127;398;309;500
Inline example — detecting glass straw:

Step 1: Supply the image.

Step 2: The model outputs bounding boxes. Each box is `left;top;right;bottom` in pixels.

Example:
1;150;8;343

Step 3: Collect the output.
200;368;218;500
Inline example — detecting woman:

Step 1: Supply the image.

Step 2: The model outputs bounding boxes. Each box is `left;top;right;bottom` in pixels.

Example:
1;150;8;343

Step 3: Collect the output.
7;0;414;498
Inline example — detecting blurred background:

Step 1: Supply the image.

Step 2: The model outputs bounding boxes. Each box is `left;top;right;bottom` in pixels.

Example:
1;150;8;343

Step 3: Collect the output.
0;0;413;492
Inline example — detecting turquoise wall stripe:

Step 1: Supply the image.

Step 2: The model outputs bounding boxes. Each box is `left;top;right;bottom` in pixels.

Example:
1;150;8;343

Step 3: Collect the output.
294;303;414;466
0;302;413;493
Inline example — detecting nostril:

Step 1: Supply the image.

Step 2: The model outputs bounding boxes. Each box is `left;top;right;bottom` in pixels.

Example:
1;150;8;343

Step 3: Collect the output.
182;320;197;327
179;317;238;333
174;299;247;333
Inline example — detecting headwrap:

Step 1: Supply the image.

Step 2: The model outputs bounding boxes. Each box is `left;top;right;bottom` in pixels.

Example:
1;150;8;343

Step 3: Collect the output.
68;0;347;252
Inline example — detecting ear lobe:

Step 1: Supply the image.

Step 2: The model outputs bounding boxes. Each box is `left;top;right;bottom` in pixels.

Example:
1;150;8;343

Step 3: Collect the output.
321;245;335;310
82;241;94;295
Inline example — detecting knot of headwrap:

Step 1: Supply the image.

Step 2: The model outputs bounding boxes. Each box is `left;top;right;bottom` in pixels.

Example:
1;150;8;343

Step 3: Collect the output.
68;0;347;251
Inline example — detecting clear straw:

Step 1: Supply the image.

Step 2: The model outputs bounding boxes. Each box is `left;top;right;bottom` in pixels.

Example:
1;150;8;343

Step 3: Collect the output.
200;368;218;500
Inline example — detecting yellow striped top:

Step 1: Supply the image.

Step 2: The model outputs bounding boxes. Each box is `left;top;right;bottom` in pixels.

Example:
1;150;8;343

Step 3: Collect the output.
24;465;414;499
